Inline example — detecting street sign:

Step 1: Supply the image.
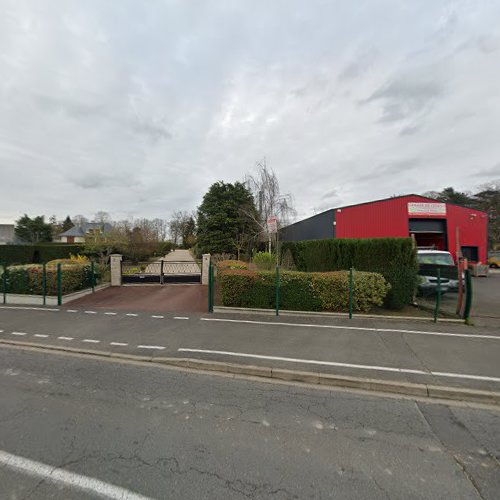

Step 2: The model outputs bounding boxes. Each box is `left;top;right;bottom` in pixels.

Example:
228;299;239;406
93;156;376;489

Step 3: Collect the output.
267;216;278;234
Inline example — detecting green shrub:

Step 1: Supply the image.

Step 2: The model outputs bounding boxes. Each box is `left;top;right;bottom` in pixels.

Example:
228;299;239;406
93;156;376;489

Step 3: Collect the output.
217;260;248;271
0;244;83;265
218;269;390;312
281;238;417;310
252;252;275;271
0;263;101;295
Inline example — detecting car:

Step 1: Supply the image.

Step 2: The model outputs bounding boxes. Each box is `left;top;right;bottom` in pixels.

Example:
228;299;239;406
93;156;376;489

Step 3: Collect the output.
417;250;460;294
488;251;500;268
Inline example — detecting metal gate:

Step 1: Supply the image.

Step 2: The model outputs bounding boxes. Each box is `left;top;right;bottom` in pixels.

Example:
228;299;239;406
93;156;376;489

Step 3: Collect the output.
121;261;201;284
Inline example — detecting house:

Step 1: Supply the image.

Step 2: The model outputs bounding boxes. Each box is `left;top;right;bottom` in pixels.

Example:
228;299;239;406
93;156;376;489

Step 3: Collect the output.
0;224;16;245
58;222;113;244
280;194;488;263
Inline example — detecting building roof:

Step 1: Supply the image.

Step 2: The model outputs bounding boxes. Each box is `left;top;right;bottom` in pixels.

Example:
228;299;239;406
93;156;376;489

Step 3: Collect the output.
283;193;487;231
59;222;112;238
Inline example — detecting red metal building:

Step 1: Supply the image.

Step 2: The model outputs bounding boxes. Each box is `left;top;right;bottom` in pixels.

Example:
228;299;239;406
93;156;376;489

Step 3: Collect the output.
281;195;488;263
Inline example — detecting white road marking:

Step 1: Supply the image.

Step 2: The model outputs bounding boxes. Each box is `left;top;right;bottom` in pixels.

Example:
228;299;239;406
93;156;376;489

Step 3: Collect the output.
174;316;189;320
104;312;117;316
126;313;139;317
66;309;78;313
138;345;165;350
151;315;164;319
82;339;100;343
0;330;3;333
0;449;152;500
0;306;59;312
57;336;74;341
11;332;27;336
200;317;500;341
178;348;500;383
34;334;49;338
110;342;128;346
84;311;97;315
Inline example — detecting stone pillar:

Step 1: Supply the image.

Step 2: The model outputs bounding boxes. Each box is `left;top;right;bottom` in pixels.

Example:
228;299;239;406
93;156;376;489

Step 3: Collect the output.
201;254;211;285
110;254;123;286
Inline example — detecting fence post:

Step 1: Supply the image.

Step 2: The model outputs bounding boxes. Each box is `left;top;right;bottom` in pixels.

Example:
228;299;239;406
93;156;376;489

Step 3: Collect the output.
275;265;280;316
42;263;47;306
463;269;473;324
160;260;164;285
110;254;123;286
433;269;441;323
57;263;62;306
349;267;354;319
208;263;214;313
2;262;6;305
91;261;95;292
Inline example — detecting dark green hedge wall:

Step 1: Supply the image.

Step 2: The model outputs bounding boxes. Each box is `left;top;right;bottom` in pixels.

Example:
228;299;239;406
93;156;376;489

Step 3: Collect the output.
280;238;418;309
0;245;83;265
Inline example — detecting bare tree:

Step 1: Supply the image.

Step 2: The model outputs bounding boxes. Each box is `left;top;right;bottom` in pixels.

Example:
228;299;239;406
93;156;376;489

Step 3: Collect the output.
93;211;112;224
244;158;296;252
72;214;88;227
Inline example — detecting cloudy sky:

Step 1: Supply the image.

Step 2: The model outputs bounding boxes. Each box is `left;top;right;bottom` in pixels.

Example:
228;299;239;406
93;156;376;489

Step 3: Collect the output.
1;0;499;224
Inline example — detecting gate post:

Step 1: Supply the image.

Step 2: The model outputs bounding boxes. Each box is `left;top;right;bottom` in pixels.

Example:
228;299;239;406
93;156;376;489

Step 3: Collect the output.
110;254;123;286
201;254;211;285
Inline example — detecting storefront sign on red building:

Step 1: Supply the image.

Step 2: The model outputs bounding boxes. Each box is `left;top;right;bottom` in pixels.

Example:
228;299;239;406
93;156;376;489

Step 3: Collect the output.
407;202;446;216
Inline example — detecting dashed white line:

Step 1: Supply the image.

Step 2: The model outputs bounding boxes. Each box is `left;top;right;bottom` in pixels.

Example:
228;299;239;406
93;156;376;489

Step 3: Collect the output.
66;309;78;313
82;339;100;343
57;336;74;341
199;317;500;340
0;330;3;333
0;449;153;500
11;332;27;336
151;315;164;319
84;311;97;315
126;313;139;317
178;348;500;383
110;342;128;346
174;316;189;320
34;334;49;338
104;312;117;316
137;345;165;350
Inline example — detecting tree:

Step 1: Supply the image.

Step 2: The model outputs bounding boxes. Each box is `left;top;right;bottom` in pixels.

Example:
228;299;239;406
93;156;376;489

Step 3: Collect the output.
181;216;196;249
14;215;53;243
94;211;111;224
169;211;196;247
83;227;127;265
62;216;73;232
425;187;475;207
473;181;500;250
244;158;296;252
72;214;88;226
197;181;259;256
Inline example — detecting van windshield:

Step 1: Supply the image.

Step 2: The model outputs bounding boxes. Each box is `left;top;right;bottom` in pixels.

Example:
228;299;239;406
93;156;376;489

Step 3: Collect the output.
418;252;454;266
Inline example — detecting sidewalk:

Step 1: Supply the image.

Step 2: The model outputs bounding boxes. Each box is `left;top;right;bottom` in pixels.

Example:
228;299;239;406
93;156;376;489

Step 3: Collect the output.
1;306;500;404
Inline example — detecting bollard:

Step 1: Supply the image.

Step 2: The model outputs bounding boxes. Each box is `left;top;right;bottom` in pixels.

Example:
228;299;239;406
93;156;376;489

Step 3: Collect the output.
91;261;95;292
2;262;6;305
208;263;214;313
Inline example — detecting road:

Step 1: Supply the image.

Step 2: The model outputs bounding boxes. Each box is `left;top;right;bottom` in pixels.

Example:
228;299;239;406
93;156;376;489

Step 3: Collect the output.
0;346;499;499
1;306;500;393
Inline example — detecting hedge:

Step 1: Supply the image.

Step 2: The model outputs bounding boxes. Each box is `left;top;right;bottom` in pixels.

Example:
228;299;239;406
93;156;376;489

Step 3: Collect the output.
280;238;418;309
0;263;102;295
0;244;83;265
218;269;390;312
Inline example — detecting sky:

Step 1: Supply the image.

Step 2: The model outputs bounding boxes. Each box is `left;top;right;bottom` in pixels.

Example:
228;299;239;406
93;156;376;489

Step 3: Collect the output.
1;0;499;224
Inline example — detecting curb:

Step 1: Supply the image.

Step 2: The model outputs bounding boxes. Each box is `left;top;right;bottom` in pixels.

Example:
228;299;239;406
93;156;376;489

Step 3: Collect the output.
213;306;465;323
1;339;499;406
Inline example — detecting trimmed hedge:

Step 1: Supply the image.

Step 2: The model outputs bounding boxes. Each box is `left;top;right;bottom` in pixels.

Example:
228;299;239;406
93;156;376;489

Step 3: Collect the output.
0;244;83;265
0;263;102;295
280;238;418;309
218;269;390;312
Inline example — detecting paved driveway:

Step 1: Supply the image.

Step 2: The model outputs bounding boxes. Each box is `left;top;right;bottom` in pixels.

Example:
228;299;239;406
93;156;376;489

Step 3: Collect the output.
472;269;500;319
68;285;208;313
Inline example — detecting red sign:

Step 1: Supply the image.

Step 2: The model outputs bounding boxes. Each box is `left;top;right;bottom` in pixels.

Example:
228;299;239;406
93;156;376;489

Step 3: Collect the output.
267;216;278;234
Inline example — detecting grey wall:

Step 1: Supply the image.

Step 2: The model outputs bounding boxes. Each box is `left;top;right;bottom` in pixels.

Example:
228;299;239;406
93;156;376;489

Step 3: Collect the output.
280;210;335;241
0;224;15;244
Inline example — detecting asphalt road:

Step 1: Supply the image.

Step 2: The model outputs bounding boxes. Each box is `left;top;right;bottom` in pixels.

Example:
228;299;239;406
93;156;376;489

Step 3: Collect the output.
0;346;499;499
1;306;500;392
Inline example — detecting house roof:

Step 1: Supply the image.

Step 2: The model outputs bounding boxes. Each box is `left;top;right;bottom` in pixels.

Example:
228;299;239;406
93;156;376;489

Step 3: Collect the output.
59;222;112;238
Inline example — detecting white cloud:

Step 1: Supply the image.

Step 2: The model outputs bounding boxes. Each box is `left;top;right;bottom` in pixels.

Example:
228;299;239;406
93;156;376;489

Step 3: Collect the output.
1;0;499;224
